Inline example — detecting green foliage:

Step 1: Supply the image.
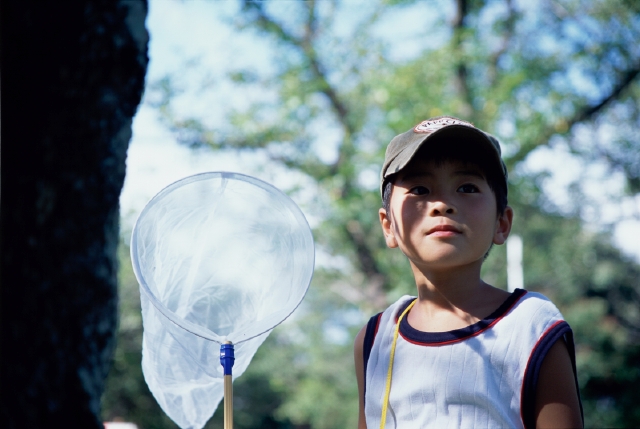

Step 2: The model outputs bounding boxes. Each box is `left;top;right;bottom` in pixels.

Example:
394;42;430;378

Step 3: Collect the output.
103;0;640;427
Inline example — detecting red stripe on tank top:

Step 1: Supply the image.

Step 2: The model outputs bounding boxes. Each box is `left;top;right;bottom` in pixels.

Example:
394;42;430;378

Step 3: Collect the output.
398;290;527;346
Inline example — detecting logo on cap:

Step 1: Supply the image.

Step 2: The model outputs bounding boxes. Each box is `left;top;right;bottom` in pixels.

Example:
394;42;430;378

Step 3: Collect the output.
414;117;474;134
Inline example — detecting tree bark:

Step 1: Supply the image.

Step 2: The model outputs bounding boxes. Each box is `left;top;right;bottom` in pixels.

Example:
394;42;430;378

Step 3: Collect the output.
1;1;148;427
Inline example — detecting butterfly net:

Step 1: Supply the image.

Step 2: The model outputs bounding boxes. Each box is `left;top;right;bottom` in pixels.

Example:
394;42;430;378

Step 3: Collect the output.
131;172;315;429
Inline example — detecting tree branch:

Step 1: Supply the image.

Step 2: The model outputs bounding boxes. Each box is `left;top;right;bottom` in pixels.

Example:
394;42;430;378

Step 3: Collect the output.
241;0;299;45
453;0;474;119
508;62;640;166
242;1;351;131
241;1;353;177
240;0;386;296
571;66;640;127
488;0;515;87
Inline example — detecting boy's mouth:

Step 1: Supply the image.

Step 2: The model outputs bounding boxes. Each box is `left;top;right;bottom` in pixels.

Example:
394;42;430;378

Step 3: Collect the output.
427;224;462;236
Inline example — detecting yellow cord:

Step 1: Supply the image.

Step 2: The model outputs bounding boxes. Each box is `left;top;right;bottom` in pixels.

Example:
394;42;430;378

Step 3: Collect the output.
379;299;416;429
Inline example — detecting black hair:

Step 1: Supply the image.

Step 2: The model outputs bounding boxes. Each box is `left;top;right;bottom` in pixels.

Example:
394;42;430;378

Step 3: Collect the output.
382;136;508;216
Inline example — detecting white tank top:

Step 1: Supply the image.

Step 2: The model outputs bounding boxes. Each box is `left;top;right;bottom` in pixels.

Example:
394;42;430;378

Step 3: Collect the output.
362;289;580;429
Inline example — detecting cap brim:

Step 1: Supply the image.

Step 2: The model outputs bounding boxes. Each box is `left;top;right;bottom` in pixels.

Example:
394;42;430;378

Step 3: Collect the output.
383;125;500;180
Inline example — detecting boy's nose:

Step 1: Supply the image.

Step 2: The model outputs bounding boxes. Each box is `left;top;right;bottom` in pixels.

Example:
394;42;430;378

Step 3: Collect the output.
429;200;455;216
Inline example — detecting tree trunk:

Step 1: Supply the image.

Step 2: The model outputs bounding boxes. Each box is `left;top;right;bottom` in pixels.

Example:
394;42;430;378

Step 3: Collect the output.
1;1;148;427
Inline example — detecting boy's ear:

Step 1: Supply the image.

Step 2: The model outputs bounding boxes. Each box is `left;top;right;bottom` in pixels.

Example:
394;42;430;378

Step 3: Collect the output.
493;205;514;245
379;207;398;248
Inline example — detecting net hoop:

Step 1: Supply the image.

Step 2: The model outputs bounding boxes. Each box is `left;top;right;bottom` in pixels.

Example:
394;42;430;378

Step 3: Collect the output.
130;171;315;344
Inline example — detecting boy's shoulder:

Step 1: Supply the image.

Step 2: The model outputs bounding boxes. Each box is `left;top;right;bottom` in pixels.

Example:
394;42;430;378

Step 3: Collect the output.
516;289;563;314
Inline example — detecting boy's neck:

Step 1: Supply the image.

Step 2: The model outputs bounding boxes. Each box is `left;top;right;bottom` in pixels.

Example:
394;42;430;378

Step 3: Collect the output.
407;260;510;333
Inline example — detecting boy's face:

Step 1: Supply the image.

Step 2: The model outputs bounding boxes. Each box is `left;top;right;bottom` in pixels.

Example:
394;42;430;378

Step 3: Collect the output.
379;157;513;271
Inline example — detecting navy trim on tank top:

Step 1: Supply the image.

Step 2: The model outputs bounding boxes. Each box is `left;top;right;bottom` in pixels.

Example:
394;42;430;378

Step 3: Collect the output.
520;321;583;429
362;312;382;401
397;288;528;345
363;313;382;377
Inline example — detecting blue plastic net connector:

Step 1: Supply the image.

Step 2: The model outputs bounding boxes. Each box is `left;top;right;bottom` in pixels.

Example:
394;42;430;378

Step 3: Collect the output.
220;342;235;376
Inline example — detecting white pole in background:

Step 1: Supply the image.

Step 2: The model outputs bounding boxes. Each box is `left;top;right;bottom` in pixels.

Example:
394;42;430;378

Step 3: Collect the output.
507;235;524;292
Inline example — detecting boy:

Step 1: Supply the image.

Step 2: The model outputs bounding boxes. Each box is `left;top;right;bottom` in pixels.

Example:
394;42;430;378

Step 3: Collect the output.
354;117;583;428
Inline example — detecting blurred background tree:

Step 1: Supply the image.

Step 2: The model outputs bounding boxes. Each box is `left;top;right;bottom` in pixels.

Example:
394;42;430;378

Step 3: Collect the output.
103;0;640;427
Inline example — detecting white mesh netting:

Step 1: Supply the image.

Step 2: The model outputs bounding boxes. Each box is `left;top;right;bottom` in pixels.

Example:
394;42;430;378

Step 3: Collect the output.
130;172;314;429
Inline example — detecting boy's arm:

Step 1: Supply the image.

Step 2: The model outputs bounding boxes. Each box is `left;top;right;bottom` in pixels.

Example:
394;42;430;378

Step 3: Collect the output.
354;324;368;429
535;338;583;428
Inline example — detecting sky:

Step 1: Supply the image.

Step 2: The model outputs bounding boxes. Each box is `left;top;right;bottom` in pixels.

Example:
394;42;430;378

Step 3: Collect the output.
120;0;640;263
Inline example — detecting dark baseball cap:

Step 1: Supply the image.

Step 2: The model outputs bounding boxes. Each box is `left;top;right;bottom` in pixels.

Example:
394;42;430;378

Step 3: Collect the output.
380;116;508;195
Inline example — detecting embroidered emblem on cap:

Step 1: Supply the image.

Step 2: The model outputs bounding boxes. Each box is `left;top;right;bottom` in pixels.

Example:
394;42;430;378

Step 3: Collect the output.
414;117;475;134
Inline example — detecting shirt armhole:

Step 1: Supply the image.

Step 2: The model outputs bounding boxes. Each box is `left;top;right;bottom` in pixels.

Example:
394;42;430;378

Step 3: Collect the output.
520;321;584;429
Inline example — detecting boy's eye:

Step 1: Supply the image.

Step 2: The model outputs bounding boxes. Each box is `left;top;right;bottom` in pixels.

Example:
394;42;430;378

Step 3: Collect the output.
409;186;429;195
458;184;479;193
